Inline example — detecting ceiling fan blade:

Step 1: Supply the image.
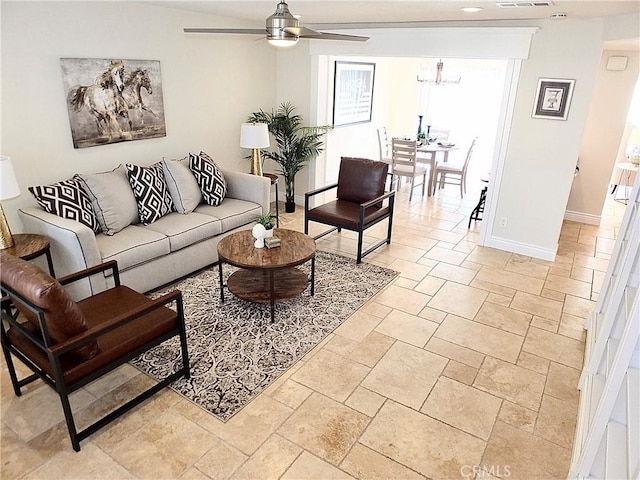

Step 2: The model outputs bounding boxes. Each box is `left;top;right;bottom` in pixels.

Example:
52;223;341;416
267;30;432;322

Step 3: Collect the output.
284;26;369;42
300;31;370;42
183;28;266;35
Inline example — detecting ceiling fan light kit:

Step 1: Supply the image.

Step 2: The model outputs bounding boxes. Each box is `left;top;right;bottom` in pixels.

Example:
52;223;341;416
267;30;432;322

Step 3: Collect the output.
183;1;369;47
266;1;300;46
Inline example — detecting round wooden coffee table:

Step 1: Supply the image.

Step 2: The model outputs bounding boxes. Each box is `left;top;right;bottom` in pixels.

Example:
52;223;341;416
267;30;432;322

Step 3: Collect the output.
217;228;316;322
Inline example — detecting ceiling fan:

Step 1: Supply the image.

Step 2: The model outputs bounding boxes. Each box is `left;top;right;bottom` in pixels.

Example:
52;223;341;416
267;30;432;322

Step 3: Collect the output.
183;1;369;47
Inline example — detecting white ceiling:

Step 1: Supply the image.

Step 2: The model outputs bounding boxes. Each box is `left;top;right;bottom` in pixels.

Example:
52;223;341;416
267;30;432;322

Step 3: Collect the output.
150;0;638;24
148;0;639;49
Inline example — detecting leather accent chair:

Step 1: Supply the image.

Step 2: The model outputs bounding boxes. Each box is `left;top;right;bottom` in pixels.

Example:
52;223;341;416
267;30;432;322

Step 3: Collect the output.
0;253;190;452
304;157;395;263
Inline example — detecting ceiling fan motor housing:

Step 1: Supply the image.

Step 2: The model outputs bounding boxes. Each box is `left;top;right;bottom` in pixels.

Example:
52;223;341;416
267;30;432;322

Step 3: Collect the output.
267;1;299;41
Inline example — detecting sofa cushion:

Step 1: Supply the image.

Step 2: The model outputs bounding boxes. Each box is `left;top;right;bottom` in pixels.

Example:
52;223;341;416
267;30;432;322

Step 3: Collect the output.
96;225;170;273
75;165;139;235
28;178;100;232
162;157;202;214
195;198;262;233
143;212;222;252
125;162;174;224
189;151;227;206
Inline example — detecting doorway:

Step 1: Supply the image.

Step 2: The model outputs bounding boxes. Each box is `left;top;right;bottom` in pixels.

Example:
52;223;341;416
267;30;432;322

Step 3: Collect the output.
315;55;511;239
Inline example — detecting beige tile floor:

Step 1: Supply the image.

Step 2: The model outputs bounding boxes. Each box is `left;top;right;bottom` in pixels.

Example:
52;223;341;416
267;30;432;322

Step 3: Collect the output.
1;184;627;480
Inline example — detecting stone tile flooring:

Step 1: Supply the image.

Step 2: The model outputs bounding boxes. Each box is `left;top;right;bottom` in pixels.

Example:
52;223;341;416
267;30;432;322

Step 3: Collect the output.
1;185;627;479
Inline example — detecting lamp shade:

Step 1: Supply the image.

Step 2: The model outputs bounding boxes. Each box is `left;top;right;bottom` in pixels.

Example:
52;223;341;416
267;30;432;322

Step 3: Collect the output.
627;126;640;165
240;123;270;149
628;126;640;146
0;156;21;201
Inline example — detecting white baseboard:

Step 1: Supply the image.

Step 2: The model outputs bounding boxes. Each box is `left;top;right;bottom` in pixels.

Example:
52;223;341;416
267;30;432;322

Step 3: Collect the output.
484;235;557;261
564;210;601;225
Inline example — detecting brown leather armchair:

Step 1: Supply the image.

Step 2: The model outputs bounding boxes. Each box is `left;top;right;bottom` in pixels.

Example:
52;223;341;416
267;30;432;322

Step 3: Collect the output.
304;157;395;263
0;253;190;451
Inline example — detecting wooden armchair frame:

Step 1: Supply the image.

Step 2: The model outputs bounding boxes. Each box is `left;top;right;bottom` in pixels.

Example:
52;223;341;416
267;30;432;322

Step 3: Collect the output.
0;259;190;452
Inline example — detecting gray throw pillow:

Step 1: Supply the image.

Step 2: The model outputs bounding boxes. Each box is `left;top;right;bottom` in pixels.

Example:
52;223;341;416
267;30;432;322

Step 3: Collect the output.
75;164;139;235
162;156;202;214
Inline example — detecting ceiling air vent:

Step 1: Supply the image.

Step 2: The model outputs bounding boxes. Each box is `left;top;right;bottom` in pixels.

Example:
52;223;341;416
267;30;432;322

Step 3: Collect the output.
496;1;554;7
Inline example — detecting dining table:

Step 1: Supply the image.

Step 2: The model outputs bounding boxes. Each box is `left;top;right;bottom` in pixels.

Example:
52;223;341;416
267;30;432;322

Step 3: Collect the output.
417;143;458;196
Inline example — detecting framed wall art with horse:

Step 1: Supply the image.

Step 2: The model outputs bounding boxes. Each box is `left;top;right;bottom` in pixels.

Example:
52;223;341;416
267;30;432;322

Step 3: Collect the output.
61;58;166;148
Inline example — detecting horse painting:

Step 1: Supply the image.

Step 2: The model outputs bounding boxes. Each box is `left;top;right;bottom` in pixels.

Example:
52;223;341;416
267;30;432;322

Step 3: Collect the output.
62;58;166;148
69;60;128;137
122;69;157;126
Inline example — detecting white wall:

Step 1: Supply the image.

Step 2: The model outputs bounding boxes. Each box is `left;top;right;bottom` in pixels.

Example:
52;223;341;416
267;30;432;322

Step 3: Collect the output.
0;1;276;231
489;19;604;258
566;50;639;224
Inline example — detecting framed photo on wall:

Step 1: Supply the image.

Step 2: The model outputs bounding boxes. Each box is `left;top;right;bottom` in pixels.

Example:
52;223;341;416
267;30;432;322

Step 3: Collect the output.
332;61;375;127
532;78;575;120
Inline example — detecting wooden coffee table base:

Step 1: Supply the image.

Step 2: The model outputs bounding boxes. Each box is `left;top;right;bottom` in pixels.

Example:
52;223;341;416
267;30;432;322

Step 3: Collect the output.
220;261;315;322
227;268;310;303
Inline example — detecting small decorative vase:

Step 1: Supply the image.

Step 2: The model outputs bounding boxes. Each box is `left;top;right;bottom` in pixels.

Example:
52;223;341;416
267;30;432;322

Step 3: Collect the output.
264;228;274;238
252;224;266;248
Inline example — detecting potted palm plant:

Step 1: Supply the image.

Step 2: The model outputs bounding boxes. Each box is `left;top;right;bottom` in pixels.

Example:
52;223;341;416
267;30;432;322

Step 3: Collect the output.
248;102;330;213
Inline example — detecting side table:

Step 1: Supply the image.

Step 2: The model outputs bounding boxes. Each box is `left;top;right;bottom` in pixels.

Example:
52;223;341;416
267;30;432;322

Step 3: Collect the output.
3;233;55;277
263;173;280;227
1;233;55;318
613;162;639;205
468;176;490;228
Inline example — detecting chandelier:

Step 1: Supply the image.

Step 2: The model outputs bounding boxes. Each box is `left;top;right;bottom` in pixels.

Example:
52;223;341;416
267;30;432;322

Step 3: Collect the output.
417;60;461;85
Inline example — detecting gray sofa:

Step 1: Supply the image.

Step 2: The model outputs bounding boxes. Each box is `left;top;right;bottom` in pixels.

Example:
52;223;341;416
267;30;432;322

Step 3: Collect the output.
19;168;270;299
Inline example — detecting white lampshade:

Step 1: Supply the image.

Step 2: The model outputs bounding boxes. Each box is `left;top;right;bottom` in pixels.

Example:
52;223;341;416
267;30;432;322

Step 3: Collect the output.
627;127;640;166
240;123;270;149
628;126;640;147
0;155;21;201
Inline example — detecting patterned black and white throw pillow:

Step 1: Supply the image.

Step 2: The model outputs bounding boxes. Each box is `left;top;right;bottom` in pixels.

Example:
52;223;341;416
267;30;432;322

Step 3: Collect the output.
125;162;174;224
29;179;100;232
189;151;227;206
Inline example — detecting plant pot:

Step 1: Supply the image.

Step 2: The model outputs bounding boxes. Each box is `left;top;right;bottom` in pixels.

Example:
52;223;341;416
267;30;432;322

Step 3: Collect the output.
264;228;274;238
285;200;296;213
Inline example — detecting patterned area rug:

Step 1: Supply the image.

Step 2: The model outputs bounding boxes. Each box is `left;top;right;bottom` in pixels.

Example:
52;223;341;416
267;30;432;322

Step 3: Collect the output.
130;251;398;421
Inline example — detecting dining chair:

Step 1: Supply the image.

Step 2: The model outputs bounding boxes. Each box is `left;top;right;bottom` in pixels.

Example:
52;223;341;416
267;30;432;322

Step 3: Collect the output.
391;138;428;201
434;137;477;198
376;127;392;164
428;128;450;143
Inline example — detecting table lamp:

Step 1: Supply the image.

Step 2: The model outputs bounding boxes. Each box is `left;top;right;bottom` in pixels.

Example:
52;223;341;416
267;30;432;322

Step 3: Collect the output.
240;123;270;176
626;126;640;166
0;155;21;249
